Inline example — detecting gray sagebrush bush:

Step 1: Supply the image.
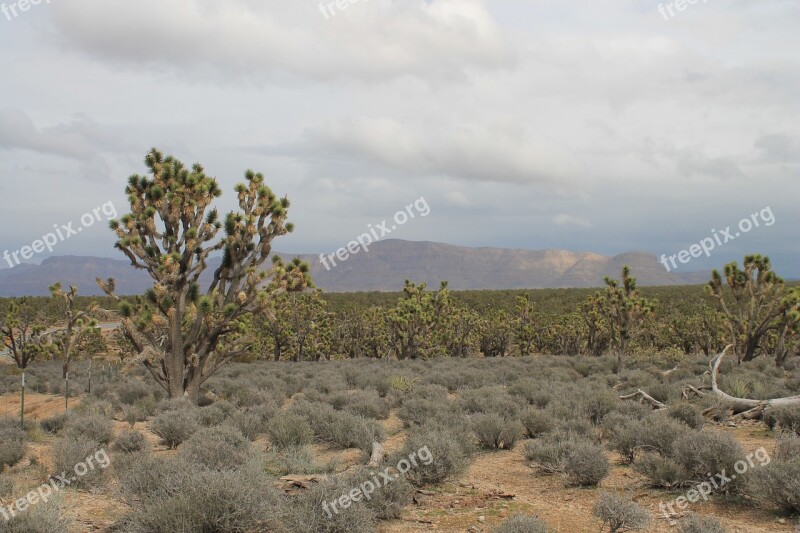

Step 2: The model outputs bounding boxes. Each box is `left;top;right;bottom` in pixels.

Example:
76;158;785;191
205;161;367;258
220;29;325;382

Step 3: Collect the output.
667;402;705;429
401;423;470;486
282;469;377;533
116;459;284;533
472;414;524;450
772;405;800;435
521;407;554;438
179;425;251;470
493;514;549;533
64;412;114;445
264;445;337;476
3;497;69;533
0;473;13;497
51;435;106;489
268;412;315;449
678;514;728;533
40;412;68;434
745;455;800;515
633;452;688;489
593;491;651;532
0;418;26;470
150;408;199;448
564;441;610;487
671;430;745;491
113;429;150;454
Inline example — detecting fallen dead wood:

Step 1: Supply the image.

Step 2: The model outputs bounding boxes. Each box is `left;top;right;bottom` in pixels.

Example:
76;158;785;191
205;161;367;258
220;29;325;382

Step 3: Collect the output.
628;344;800;422
367;441;386;467
619;389;667;410
706;344;800;417
276;474;327;494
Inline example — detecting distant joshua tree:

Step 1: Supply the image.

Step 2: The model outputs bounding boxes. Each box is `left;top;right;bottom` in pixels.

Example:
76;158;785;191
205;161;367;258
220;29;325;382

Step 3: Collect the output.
98;149;310;403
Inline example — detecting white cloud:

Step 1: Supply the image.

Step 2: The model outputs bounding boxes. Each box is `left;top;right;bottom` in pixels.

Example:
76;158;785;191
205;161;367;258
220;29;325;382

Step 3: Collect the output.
444;191;472;208
553;213;591;228
45;0;516;84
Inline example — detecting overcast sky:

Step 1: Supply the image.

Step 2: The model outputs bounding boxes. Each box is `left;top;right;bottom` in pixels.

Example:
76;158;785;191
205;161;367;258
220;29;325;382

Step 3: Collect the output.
0;0;798;277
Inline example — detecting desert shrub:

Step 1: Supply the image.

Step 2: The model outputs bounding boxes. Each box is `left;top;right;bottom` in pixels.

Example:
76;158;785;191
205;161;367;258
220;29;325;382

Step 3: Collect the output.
602;414;639;463
76;397;116;418
521;407;554;438
593;492;650;532
0;418;27;470
226;408;269;441
3;497;69;533
133;395;158;418
678;514;728;533
667;403;705;429
775;432;800;460
117;380;153;405
581;390;619;425
65;412;113;445
40;412;69;434
557;417;597;441
113;429;150;454
607;414;689;463
564;441;610;486
746;456;800;514
508;380;551;408
492;514;549;533
179;425;251;470
525;432;587;474
401;423;470;486
472;414;523;450
459;387;520;417
117;459;284;533
264;445;337;476
51;435;106;488
0;473;12;497
344;391;391;420
639;414;691;455
292;402;386;453
197;404;228;427
671;431;745;490
122;405;141;426
116;453;190;502
346;466;414;520
283;470;377;533
397;397;461;427
268;413;314;449
772;405;800;435
633;453;688;489
150;408;199;448
613;401;651;420
646;382;675;404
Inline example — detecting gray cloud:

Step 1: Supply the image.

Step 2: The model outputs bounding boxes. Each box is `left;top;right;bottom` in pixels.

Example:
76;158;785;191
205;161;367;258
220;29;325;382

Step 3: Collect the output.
0;0;797;276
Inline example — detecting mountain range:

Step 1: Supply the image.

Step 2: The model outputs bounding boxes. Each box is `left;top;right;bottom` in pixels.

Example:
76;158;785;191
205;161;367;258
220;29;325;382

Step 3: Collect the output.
0;239;709;296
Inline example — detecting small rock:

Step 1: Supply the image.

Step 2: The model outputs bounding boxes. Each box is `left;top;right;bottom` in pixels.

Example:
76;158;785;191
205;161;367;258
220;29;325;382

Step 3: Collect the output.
478;516;485;523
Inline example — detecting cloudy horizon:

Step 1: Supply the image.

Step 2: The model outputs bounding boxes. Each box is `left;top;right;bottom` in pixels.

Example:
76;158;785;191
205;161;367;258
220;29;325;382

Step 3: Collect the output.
1;0;798;277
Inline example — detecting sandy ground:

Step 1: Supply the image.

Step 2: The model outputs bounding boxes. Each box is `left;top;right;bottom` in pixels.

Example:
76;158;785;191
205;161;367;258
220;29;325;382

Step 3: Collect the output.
1;394;797;533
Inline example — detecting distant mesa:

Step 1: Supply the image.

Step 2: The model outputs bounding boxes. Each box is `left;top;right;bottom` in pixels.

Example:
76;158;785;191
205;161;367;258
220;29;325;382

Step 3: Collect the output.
0;239;709;296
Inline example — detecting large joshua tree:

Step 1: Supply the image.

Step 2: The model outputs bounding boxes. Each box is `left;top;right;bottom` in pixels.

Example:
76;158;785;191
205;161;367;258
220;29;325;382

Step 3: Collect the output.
98;149;310;403
706;254;799;364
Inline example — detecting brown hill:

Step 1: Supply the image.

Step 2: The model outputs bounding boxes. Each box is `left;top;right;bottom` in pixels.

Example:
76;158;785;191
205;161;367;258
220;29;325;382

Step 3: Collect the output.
0;239;707;296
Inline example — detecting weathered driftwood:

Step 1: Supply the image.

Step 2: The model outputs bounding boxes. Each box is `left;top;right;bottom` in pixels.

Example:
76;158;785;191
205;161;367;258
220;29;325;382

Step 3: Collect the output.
625;344;800;421
619;389;667;410
706;344;800;417
276;474;327;494
367;441;386;467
